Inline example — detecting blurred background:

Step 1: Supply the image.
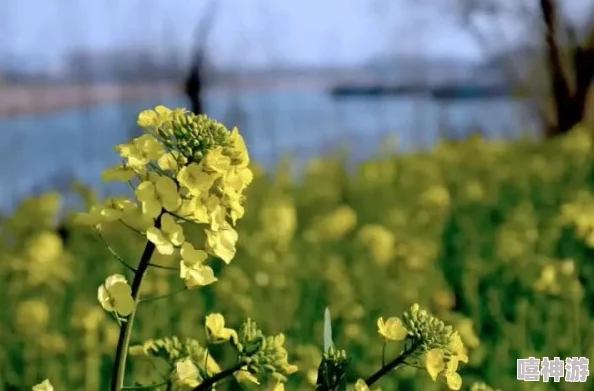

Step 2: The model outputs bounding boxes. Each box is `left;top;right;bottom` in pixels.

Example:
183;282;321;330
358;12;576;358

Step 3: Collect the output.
2;0;593;210
3;1;594;391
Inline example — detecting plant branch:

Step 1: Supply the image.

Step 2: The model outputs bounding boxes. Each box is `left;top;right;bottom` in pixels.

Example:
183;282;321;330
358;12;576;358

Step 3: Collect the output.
148;262;179;271
365;342;420;387
122;381;169;390
110;214;162;391
139;287;188;303
190;362;244;391
95;229;136;272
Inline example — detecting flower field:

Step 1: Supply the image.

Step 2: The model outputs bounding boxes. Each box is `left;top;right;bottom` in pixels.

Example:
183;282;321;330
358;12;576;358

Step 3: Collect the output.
1;107;593;391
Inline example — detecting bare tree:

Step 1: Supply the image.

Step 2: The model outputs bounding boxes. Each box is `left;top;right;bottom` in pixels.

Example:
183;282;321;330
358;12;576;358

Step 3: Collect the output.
412;0;594;137
184;0;219;115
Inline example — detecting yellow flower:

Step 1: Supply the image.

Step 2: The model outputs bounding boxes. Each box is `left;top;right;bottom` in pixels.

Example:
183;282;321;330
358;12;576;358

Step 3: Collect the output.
136;176;181;219
97;274;135;316
32;379;54;391
137;109;159;128
180;242;208;265
377;317;408;341
205;313;238;344
74;204;121;226
205;223;239;264
354;379;382;391
356;224;396;266
116;134;164;168
179;242;217;288
146;214;185;255
425;348;463;390
119;200;154;231
177;197;210;224
425;349;446;381
229;127;250;167
205;196;226;231
174;358;200;388
449;333;469;365
157;151;182;173
203;147;232;173
225;166;254;194
102;164;138;182
446;372;462;390
177;163;217;196
271;382;284;391
235;369;260;385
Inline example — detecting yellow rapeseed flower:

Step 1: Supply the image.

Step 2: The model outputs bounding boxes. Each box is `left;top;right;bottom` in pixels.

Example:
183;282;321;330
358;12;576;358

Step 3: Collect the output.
425;349;446;381
97;274;135;316
179;242;217;288
157;151;183;173
116;134;164;168
354;379;382;391
146;213;185;255
136;176;181;219
425;347;464;390
177;163;217;196
32;380;54;391
205;223;239;263
229;127;250;167
205;313;238;344
102;164;138;182
377;317;408;341
74;203;121;226
203;146;232;174
235;369;260;385
174;358;200;388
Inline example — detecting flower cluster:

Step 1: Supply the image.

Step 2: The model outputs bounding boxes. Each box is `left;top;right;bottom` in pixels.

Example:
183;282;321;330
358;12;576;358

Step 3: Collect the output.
377;304;467;390
232;317;298;384
76;106;253;299
130;314;297;390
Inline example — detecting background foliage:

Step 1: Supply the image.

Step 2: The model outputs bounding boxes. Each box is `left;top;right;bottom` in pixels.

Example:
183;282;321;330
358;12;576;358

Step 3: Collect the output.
1;126;594;391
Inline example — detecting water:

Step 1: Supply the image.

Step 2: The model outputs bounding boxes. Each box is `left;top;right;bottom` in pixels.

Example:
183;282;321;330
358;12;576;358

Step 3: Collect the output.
0;88;536;211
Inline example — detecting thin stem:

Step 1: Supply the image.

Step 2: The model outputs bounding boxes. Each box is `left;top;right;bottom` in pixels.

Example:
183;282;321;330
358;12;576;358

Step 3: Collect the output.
95;229;136;272
110;215;162;391
365;342;420;387
122;381;169;390
139;287;188;303
119;220;146;236
190;362;244;391
381;341;386;367
148;262;179;271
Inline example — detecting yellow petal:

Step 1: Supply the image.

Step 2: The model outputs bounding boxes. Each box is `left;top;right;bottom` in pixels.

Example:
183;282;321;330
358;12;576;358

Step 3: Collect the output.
446;372;462;390
425;349;446;381
355;379;370;391
180;242;208;266
146;227;174;255
137;109;158;128
161;214;185;245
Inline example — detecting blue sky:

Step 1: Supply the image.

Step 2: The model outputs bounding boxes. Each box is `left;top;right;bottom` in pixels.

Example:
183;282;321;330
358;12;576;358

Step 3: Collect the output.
0;0;592;71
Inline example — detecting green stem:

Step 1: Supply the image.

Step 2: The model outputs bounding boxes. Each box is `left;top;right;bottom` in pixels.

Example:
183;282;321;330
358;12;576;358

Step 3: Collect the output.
365;342;419;387
122;381;169;390
139;287;188;303
110;215;162;391
190;362;244;391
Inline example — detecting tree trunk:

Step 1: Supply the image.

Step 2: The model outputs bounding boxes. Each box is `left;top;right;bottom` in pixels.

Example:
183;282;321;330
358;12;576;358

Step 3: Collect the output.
540;0;594;137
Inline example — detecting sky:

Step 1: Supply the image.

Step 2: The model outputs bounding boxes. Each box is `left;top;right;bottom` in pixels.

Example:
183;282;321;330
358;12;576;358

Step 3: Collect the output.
0;0;592;72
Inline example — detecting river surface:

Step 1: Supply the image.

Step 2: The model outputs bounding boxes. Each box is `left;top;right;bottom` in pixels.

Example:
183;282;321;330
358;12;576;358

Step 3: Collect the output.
0;88;537;211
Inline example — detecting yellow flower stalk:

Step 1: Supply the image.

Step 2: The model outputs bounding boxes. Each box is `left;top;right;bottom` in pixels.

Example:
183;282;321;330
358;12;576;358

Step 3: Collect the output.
71;106;254;391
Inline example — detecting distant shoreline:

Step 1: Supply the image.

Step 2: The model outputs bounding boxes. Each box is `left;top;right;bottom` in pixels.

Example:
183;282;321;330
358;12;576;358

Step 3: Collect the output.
0;82;183;118
0;72;376;118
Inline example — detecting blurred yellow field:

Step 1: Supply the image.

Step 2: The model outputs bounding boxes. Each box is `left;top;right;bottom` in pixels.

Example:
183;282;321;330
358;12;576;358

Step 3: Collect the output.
1;107;593;391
